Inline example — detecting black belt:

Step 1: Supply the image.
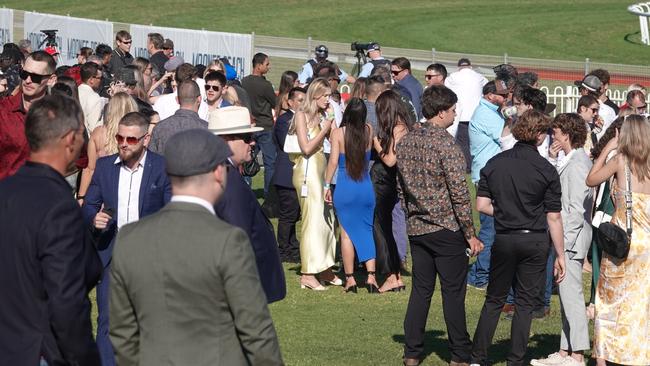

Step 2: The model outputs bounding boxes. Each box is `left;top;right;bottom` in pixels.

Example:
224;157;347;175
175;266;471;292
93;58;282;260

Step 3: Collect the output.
496;229;547;235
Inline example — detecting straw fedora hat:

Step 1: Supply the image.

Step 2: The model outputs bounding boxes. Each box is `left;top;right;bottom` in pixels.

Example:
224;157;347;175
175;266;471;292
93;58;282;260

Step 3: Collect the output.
208;106;263;135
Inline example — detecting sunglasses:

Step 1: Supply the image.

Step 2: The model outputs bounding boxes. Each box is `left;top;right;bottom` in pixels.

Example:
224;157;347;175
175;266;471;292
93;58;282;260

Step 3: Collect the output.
120;40;132;44
163;47;173;51
204;84;221;92
634;103;647;110
391;69;403;76
115;133;147;145
233;134;254;144
425;74;441;80
19;70;52;84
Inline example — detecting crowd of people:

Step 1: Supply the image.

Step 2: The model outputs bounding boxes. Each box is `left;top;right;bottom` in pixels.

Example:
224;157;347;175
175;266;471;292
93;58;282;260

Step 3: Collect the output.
0;32;649;366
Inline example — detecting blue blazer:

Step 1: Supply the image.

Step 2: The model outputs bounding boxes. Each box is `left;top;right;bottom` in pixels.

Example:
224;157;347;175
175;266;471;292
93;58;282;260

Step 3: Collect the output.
82;150;172;267
272;110;295;188
215;161;287;303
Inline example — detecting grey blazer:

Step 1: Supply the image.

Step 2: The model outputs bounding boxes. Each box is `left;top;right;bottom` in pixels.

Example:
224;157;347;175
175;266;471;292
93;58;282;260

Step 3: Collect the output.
557;148;593;259
109;201;283;366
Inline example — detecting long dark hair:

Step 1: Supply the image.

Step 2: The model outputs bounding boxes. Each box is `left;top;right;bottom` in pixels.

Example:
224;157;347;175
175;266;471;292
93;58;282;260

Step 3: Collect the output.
591;116;624;159
375;90;414;156
341;98;368;181
279;70;298;95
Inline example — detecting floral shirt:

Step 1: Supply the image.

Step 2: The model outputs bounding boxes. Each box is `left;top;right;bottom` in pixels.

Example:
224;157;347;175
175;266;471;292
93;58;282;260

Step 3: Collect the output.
396;123;476;239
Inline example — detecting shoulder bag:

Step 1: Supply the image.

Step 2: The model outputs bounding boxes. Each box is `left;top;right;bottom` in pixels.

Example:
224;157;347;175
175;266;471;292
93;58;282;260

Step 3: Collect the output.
594;163;632;259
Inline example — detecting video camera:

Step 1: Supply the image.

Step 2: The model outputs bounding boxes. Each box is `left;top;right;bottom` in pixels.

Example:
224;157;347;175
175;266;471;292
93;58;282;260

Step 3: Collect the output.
39;29;58;48
350;42;372;52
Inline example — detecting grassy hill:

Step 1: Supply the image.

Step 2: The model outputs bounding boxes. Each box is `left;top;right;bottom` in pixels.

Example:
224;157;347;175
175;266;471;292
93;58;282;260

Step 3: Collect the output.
5;0;650;65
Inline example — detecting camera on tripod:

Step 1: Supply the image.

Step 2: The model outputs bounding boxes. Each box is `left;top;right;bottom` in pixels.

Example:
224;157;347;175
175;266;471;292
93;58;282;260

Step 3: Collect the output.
40;29;58;48
350;42;372;52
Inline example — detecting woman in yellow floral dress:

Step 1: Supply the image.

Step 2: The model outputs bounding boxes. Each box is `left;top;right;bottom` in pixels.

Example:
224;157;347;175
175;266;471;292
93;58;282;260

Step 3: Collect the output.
586;114;650;366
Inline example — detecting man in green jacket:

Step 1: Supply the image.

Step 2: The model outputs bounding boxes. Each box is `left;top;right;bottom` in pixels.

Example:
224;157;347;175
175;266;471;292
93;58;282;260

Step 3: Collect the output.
109;129;283;366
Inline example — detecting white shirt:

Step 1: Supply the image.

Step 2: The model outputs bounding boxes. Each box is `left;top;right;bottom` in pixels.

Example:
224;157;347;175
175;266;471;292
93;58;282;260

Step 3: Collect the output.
444;68;488;137
78;83;103;133
322;97;344;154
171;195;215;215
153;91;210;121
116;151;147;229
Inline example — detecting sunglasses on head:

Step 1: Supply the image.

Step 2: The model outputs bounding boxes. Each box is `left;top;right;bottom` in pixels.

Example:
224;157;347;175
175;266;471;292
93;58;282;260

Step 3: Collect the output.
204;84;221;92
115;133;147;145
19;70;52;84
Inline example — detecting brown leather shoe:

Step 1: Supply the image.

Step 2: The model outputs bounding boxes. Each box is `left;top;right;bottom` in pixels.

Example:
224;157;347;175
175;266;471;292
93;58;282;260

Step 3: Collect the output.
403;357;421;366
502;304;515;314
449;362;469;366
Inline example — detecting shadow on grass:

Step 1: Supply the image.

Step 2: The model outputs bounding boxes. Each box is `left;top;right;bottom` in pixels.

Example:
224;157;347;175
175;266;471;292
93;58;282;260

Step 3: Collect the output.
391;331;562;365
624;31;645;45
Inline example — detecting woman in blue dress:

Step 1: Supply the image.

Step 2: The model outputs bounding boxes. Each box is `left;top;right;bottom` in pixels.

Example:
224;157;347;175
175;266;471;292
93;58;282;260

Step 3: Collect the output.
324;98;377;293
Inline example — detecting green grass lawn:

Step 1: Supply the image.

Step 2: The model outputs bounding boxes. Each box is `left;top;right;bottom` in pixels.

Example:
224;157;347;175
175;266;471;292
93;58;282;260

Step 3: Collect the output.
87;173;597;365
6;0;650;65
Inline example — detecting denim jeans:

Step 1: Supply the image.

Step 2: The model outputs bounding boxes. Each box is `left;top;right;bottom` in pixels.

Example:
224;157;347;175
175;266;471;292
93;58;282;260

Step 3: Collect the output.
467;213;495;287
254;130;277;196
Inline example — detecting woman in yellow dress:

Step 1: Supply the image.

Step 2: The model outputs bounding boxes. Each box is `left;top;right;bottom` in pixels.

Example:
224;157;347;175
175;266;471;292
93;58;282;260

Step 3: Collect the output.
291;78;340;290
586;114;650;366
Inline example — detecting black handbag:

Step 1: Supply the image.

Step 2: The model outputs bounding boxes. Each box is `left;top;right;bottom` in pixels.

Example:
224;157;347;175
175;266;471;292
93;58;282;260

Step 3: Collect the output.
595;163;632;260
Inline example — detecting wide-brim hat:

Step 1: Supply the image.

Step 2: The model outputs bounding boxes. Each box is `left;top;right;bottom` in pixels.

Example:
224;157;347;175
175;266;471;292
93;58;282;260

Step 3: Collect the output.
209;106;263;135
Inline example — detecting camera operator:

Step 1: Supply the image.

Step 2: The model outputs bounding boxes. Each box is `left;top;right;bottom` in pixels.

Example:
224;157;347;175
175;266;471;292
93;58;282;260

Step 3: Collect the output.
298;45;355;85
358;42;390;78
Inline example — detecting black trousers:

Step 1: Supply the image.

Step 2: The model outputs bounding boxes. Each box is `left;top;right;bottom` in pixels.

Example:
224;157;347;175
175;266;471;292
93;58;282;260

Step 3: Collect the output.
455;121;471;173
275;185;300;262
471;232;550;366
403;229;471;363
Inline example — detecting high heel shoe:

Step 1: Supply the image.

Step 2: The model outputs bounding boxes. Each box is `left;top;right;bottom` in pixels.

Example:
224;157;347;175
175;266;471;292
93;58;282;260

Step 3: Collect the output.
300;282;327;291
344;273;357;293
366;271;380;294
321;277;343;286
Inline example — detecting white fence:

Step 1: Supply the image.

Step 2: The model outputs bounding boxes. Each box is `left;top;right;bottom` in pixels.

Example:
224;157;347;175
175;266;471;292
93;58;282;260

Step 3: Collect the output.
541;86;642;117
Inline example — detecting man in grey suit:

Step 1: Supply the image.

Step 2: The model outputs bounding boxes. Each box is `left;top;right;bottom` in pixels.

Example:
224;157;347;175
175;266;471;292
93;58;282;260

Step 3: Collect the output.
109;129;283;366
148;80;208;155
532;113;592;366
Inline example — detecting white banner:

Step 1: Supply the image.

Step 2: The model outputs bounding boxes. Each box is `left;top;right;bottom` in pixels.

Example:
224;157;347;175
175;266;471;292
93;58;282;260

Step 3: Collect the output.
130;24;252;78
0;9;13;47
23;12;113;66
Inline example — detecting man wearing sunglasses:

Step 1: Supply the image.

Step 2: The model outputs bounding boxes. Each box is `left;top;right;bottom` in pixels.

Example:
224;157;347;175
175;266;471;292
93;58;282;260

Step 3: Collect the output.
204;70;231;114
0;50;57;179
82;112;171;366
211;106;286;304
108;30;134;76
391;57;423;120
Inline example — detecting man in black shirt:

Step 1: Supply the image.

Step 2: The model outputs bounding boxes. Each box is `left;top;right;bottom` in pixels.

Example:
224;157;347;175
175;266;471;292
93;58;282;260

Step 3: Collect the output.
241;53;277;197
470;110;566;366
108;30;134;76
147;32;168;76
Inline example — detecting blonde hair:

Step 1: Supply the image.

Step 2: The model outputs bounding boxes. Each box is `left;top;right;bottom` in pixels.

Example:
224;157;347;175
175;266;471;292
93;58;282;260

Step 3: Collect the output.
204;59;226;78
618;114;650;182
299;78;330;118
104;92;139;154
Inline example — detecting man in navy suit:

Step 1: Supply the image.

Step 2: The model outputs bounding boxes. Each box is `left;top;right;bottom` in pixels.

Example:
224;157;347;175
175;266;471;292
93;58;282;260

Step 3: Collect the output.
211;106;286;303
272;87;305;263
82;111;171;366
391;57;424;120
0;94;102;366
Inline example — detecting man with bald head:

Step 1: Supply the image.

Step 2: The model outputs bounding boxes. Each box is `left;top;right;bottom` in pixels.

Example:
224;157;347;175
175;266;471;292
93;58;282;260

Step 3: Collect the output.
149;80;208;154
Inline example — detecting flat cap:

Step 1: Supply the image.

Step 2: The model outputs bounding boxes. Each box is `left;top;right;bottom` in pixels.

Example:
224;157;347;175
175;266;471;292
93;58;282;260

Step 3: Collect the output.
164;129;232;177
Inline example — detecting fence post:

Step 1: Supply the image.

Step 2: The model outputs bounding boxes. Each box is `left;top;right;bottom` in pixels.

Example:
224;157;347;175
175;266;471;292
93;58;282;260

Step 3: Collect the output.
431;48;436;63
504;53;508;64
584;58;590;75
565;85;575;114
307;36;312;59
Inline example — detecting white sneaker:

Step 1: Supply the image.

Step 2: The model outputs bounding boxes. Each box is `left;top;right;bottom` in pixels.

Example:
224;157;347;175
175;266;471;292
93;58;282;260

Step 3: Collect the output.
530;352;566;366
559;357;585;366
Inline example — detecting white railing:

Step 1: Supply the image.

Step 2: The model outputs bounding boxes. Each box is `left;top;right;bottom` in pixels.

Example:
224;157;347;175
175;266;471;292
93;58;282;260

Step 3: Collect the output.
540;86;644;116
628;2;650;45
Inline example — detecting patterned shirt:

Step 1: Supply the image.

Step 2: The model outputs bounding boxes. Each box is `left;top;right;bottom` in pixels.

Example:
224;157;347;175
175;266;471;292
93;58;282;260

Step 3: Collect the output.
396;123;476;239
